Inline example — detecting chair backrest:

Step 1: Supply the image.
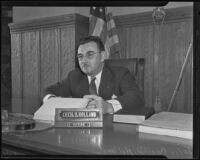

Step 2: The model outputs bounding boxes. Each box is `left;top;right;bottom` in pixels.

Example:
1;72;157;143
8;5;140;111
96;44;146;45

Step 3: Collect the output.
105;58;145;93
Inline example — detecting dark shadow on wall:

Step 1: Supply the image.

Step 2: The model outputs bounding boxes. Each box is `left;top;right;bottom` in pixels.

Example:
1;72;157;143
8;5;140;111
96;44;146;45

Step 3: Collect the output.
1;6;12;110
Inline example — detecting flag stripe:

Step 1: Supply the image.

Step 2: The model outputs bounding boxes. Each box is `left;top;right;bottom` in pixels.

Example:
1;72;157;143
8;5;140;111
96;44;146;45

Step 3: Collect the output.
109;35;120;47
91;17;105;36
107;19;116;31
110;43;120;54
104;39;110;59
98;23;107;46
107;28;118;38
89;16;98;35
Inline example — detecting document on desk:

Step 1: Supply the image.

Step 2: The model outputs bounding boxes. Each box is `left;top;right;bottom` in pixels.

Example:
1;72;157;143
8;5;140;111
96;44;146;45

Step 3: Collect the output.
33;97;90;124
137;112;193;139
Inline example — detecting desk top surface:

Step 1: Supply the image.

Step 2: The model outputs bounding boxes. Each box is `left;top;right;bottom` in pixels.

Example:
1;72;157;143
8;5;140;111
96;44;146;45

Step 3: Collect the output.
2;98;193;158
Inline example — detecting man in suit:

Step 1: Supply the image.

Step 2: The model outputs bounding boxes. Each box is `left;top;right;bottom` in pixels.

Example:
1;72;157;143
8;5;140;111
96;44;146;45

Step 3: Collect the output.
42;36;144;114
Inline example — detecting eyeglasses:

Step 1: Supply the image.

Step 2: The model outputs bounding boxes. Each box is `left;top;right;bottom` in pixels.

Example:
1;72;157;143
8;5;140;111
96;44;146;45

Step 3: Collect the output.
77;51;100;61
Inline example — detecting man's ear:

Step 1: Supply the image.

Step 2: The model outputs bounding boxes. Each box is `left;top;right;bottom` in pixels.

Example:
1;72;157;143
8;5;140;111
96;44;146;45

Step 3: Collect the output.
100;51;107;62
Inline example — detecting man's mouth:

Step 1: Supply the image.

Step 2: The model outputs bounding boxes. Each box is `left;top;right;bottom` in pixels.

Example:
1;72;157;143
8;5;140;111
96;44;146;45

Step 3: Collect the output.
82;64;89;68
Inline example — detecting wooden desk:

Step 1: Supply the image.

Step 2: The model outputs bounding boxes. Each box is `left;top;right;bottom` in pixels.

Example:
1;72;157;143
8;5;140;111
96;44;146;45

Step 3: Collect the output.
2;98;193;158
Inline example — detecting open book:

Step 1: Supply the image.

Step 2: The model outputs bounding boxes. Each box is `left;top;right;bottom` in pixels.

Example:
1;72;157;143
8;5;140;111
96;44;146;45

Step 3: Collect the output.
33;97;90;124
113;107;154;124
137;112;193;139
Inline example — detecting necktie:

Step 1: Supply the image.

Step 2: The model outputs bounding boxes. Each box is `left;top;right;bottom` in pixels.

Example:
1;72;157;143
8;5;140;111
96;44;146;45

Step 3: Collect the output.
89;77;97;95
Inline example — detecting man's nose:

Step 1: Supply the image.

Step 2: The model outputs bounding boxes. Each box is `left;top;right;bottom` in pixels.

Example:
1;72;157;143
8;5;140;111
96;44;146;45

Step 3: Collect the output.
81;56;89;63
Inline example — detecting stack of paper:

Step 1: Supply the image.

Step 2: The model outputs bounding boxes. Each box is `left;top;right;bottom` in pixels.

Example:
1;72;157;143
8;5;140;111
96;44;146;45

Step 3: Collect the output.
33;97;90;124
137;112;193;139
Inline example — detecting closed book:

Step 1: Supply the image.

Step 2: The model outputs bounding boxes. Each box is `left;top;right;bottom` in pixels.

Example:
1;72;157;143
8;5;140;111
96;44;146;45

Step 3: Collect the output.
113;107;154;124
137;112;193;139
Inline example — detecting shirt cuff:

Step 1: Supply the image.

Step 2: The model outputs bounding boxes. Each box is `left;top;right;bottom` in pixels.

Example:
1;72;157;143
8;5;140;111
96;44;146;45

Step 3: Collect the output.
107;99;122;113
43;94;56;103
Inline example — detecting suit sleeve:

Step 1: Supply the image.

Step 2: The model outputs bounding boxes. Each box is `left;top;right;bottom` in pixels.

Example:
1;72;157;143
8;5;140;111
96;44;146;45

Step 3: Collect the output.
40;72;72;101
116;69;145;111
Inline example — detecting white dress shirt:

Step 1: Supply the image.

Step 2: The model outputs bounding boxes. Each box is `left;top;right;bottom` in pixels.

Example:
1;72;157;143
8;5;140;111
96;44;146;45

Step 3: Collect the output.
87;71;122;113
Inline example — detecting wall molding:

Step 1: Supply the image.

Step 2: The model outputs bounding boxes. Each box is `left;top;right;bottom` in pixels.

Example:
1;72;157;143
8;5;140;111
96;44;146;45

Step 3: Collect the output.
9;13;89;33
9;6;192;33
115;6;193;27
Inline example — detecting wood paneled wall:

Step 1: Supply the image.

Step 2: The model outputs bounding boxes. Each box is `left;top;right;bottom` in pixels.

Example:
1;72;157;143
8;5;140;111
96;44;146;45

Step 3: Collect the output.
9;6;193;114
9;14;89;113
115;6;193;113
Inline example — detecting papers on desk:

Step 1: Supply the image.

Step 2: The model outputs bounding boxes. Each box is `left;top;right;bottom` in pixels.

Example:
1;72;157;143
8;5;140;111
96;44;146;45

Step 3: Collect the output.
137;112;193;139
33;97;89;124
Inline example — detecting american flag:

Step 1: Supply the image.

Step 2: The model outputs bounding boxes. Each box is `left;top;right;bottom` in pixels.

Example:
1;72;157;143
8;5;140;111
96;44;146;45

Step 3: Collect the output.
89;7;121;59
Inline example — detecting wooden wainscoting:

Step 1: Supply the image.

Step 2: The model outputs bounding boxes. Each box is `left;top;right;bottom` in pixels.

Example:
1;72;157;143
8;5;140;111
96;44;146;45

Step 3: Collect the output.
115;6;193;113
9;14;89;114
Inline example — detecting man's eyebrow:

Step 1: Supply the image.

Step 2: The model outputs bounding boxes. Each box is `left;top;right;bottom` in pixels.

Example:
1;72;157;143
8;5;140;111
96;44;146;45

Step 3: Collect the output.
78;51;95;55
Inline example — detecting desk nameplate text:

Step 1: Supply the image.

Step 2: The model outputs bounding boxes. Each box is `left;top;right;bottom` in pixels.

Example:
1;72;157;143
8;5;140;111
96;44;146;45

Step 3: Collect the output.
55;108;103;128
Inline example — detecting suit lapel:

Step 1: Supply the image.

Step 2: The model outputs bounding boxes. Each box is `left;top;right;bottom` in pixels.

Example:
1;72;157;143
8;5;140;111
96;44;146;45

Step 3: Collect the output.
99;65;114;100
76;74;89;97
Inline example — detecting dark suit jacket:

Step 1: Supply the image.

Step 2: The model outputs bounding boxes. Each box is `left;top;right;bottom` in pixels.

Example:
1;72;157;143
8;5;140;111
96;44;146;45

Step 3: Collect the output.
42;63;145;112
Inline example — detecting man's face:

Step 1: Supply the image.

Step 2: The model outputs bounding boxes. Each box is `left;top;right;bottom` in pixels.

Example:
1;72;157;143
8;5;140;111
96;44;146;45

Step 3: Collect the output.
77;41;105;76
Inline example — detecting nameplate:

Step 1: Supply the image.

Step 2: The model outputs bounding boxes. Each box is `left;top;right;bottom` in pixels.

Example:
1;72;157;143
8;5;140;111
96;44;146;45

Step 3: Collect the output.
54;108;103;128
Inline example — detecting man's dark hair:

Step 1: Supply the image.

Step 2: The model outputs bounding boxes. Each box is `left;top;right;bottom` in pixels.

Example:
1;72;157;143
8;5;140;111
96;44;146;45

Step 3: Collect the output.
78;36;105;51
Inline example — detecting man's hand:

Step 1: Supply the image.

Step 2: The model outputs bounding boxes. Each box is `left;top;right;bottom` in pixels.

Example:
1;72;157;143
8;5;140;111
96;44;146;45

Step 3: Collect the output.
83;95;114;114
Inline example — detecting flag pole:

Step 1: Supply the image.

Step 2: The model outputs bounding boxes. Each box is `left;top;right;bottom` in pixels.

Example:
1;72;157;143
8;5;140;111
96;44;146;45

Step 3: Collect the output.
152;7;166;113
167;39;193;111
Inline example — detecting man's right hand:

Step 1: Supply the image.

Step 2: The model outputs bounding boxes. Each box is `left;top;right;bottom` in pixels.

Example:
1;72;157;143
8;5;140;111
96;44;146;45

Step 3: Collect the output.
86;99;97;109
43;94;56;103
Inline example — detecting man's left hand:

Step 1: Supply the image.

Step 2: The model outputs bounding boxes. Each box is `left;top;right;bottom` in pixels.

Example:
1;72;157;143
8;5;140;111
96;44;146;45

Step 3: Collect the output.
84;95;114;114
